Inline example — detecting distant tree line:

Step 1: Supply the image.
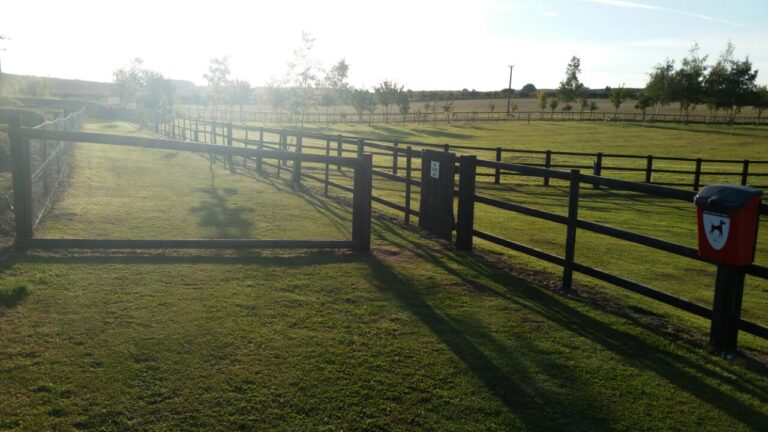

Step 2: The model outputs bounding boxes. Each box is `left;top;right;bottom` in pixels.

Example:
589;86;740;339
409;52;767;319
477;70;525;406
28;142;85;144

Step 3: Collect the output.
535;43;767;121
112;37;766;124
638;43;767;121
113;58;175;115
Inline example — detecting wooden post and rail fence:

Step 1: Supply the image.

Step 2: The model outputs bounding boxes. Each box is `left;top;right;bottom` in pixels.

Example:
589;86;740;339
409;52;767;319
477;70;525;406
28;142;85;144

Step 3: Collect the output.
11;111;766;355
172;106;768;127
7;121;373;253
157;117;768;192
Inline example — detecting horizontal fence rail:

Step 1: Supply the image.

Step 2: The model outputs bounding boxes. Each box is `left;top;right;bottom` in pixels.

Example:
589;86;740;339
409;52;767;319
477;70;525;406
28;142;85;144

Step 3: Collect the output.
9;125;373;252
142;113;768;352
159;116;768;194
456;156;768;350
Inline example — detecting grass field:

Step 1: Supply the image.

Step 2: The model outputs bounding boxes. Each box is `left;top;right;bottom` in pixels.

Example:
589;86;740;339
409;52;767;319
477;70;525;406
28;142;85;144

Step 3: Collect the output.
227;120;768;350
1;120;768;430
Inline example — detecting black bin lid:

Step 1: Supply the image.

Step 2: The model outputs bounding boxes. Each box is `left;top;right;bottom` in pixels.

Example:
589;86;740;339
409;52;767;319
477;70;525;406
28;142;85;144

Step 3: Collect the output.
694;184;763;212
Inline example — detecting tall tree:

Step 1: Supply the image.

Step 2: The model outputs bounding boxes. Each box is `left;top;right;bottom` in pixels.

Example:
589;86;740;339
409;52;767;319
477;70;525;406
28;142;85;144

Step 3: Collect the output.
753;85;768;122
375;80;404;123
579;96;589;116
349;87;375;123
323;59;350;118
644;60;675;118
609;84;627;117
704;43;758;122
588;101;599;118
442;100;454;122
265;79;289;118
397;91;411;122
286;31;319;126
536;92;549;112
558;56;585;105
203;56;231;117
138;70;174;115
113;58;145;108
634;92;653;122
671;44;707;119
228;79;253;120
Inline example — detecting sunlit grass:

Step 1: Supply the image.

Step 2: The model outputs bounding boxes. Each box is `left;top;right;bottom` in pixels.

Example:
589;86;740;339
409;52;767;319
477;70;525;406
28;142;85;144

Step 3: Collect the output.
1;120;767;430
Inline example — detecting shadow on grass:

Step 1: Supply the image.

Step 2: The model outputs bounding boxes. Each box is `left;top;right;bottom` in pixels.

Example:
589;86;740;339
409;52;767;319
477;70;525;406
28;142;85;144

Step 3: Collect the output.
6;250;365;267
624;122;768;139
190;187;252;238
0;285;28;308
365;254;582;430
412;128;475;140
362;125;415;140
369;219;768;429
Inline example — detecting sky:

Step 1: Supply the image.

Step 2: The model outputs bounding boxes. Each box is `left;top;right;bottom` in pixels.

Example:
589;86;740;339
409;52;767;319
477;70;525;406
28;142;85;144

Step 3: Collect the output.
1;0;767;91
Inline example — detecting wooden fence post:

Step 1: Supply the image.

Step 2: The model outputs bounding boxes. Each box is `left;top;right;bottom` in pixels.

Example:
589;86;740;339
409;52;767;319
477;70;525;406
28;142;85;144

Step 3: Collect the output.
693;158;702;191
324;139;330;196
645;155;654;183
562;169;581;290
357;139;364;158
243;128;249;167
593;152;603;190
710;264;746;356
543;150;552;186
195;120;199;142
741;160;750;186
337;135;343;171
226;123;234;172
292;133;303;186
277;131;284;178
256;127;264;173
352;153;373;253
281;131;289;167
494;147;502;184
405;147;413;225
443;143;450;152
8;117;33;249
456;155;477;251
392;141;399;175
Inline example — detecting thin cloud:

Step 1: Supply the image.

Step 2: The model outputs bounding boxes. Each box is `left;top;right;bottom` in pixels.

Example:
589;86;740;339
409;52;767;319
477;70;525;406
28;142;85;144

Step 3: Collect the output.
542;11;560;18
583;0;744;27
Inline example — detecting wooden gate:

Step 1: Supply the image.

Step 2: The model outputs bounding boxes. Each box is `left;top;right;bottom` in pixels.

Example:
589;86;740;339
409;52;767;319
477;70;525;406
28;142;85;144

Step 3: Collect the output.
419;150;456;240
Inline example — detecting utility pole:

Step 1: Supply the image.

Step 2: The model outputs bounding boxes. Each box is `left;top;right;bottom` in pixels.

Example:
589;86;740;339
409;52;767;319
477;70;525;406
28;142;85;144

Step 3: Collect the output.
506;64;514;115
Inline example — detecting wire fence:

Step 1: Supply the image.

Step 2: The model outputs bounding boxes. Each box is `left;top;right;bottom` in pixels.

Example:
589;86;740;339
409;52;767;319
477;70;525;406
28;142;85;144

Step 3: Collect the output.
0;109;86;237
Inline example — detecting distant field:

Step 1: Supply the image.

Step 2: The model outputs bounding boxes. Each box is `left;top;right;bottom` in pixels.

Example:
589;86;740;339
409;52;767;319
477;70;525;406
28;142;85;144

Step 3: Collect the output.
1;120;768;430
181;97;765;117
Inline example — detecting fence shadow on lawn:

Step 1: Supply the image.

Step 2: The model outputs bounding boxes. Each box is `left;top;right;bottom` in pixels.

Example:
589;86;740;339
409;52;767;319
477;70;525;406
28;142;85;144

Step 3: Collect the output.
3;212;768;428
367;218;768;429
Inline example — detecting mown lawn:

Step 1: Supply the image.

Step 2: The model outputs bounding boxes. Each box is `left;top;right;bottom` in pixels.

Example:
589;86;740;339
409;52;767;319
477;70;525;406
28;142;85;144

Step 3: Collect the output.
1;120;768;431
224;120;768;353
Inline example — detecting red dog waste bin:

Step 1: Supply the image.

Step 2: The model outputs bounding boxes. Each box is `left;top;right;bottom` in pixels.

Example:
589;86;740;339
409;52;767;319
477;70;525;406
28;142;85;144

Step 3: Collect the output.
694;184;762;266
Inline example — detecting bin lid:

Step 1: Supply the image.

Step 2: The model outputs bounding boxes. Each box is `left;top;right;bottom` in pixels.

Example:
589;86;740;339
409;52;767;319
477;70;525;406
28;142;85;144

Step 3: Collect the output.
694;184;763;212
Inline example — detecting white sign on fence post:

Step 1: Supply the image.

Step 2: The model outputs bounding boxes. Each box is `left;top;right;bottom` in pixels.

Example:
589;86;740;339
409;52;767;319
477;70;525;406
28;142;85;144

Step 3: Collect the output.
430;161;440;179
